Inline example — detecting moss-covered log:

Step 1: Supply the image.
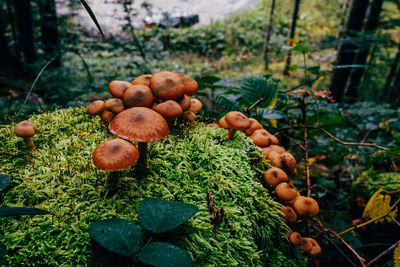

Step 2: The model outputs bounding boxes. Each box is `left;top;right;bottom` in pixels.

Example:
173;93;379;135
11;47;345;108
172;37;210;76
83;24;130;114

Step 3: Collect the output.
0;108;304;266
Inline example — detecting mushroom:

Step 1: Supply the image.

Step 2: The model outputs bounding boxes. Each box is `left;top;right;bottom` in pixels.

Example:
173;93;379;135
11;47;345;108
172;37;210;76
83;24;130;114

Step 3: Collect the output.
178;94;191;111
207;123;220;128
288;232;303;246
224;111;251;139
153;100;183;126
131;74;152;86
14;121;37;151
281;152;297;176
267;150;283;168
105;98;125;114
109;80;132;99
275;182;298;201
183;111;197;121
188;98;203;113
101;110;115;125
178;74;198;96
150;71;185;101
244;118;263;136
261;145;286;158
293;196;319;218
299;237;313;253
264;168;289;187
249;129;278;147
92;138;139;181
87;100;105;115
280;206;297;224
307;238;321;256
109;107;169;168
218;116;229;129
123;84;154;108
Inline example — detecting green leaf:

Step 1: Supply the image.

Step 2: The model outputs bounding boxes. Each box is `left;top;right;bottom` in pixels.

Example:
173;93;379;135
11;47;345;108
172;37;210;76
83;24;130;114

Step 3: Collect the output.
0;174;10;190
79;0;105;39
139;198;199;233
89;219;142;256
138;242;193;267
0;207;50;217
0;241;5;265
289;64;299;72
292;45;310;53
239;76;278;108
258;108;286;120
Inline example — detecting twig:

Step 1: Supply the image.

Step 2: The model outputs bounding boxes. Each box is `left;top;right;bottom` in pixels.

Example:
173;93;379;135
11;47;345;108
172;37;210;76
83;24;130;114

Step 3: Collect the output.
338;198;400;236
314;218;366;267
245;98;264;114
366;240;400;266
310;224;358;267
279;131;306;151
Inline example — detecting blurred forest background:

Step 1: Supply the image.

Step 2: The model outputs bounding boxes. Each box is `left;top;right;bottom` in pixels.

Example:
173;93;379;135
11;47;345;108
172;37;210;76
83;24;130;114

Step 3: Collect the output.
0;0;400;266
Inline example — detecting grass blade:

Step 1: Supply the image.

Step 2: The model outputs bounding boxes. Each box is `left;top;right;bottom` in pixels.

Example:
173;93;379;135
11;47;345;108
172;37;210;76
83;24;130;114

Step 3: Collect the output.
79;0;105;39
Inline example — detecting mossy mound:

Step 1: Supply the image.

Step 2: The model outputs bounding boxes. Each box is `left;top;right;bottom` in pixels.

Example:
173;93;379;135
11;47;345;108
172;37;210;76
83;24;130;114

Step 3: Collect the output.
0;108;304;266
352;169;400;198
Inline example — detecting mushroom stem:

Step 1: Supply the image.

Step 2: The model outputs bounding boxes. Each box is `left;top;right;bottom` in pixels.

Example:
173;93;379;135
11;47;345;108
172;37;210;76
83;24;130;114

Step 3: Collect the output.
23;137;35;150
138;142;148;167
226;129;237;139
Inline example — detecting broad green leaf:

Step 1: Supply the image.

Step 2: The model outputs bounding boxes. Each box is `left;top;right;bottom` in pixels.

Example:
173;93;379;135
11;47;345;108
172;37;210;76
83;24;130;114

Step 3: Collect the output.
258;108;286;120
139;198;199;233
0;207;50;217
79;0;105;39
0;241;5;265
239;76;278;108
0;174;10;190
138;242;193;267
89;219;141;256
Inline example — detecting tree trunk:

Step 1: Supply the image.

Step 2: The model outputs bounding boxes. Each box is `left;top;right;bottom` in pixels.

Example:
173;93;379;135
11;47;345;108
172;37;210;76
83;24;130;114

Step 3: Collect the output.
0;9;13;71
328;0;369;102
13;0;36;64
38;0;60;66
263;0;276;70
382;44;400;103
283;0;301;76
344;0;383;102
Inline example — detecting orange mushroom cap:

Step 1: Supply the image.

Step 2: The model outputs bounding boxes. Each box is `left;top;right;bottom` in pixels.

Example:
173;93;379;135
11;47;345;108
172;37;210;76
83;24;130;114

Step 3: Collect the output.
178;94;191;111
110;107;169;142
109;80;132;99
183;111;197;121
153;100;183;120
225;111;251;131
275;182;298;201
14;121;37;137
244;118;263;136
131;74;152;87
101;110;115;124
178;74;198;96
87;100;105;115
123;84;154;108
280;206;298;224
264;168;289;187
105;98;125;114
188;98;203;113
150;71;185;101
92;138;139;171
293;196;319;218
218;116;229;129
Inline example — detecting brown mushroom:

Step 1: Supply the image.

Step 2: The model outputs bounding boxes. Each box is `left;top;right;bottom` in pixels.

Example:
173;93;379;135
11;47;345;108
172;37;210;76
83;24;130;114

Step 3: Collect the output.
105;98;125;114
101;110;115;125
123;84;154;108
299;237;313;253
218;116;229;129
275;182;298;202
14;121;37;150
293;196;319;218
188;98;203;113
183;111;197;121
109;80;132;99
307;238;321;256
224;111;251;139
153;100;183;122
178;94;191;111
178;74;198;96
150;71;185;101
87;100;105;115
280;206;298;224
207;123;220;128
244;118;263;136
288;232;303;246
263;168;289;187
249;129;277;147
267;150;283;168
109;107;169;168
261;145;286;158
281;152;297;176
131;74;152;86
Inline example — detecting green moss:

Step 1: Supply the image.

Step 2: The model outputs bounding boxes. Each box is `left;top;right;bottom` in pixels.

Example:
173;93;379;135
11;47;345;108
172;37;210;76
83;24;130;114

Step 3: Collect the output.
352;169;400;198
0;107;304;266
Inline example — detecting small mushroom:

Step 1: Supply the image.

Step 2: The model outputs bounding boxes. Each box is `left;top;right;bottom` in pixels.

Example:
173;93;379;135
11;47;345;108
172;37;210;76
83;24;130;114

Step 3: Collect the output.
280;206;298;224
110;107;169;168
14;121;37;150
183;111;197;121
153;100;183;125
293;196;319;218
288;232;303;246
261;145;286;158
188;98;203;113
218;116;229;129
178;74;198;96
299;237;313;253
150;71;185;101
92;138;139;180
264;168;289;187
275;182;298;202
281;152;297;176
101;110;115;125
178;94;191;111
109;80;132;99
207;123;220;128
87;100;105;115
123;84;154;108
267;150;283;168
249;129;278;147
244;118;263;136
105;98;125;114
224;111;251;139
131;74;152;86
307;238;321;256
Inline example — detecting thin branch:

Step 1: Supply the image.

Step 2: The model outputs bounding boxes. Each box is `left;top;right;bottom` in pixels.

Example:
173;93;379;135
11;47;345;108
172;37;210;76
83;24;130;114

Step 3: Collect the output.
280;131;306;151
366;240;400;266
245;98;264;114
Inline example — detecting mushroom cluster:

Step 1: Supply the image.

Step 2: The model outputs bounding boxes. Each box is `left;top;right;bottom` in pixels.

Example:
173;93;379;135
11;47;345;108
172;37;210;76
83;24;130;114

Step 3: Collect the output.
86;71;203;126
286;232;321;256
88;72;202;173
212;111;321;256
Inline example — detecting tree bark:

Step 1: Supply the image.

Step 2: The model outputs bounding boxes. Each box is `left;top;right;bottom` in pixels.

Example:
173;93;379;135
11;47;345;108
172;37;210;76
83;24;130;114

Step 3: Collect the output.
38;0;60;66
283;0;301;76
344;0;384;102
0;8;13;71
383;43;400;92
263;0;276;70
329;0;369;102
13;0;36;64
